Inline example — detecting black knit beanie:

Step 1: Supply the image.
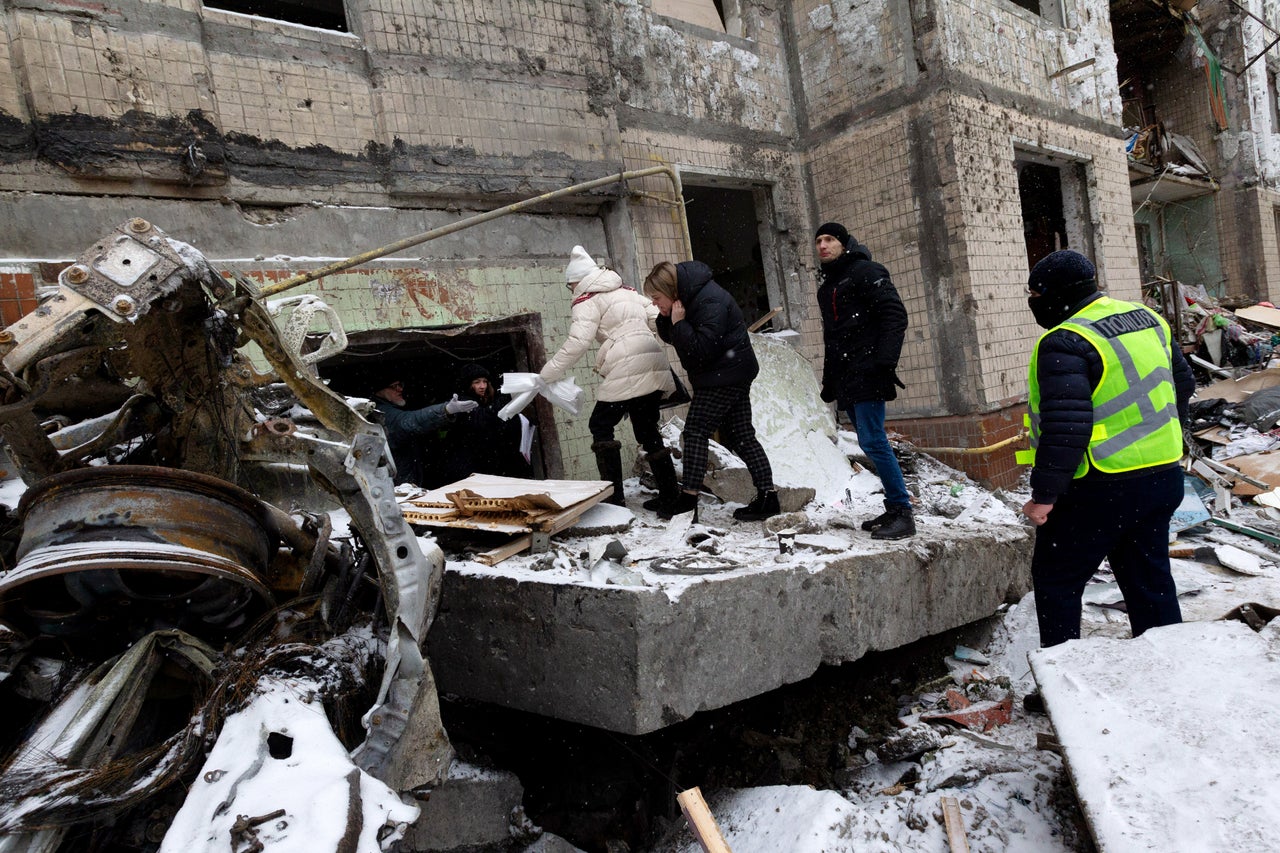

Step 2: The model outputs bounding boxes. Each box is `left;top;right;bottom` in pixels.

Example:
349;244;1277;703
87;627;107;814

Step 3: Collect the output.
457;362;492;391
815;222;852;246
1027;250;1099;329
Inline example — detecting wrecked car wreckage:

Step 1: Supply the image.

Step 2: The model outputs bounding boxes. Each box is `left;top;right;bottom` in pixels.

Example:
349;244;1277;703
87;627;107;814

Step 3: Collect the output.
0;219;450;851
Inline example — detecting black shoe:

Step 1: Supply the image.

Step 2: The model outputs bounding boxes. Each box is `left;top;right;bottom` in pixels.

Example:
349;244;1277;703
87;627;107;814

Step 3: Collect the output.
871;506;915;540
733;489;780;522
658;491;699;521
860;508;896;531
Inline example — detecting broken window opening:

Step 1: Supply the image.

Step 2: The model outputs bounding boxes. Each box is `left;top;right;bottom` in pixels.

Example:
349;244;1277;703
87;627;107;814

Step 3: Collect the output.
1004;0;1063;25
651;0;740;36
1269;68;1280;129
1016;153;1093;273
204;0;348;32
316;315;559;486
681;183;779;330
1134;196;1222;297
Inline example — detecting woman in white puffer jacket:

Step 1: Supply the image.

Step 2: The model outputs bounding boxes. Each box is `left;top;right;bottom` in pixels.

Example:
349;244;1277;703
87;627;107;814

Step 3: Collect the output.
539;245;678;507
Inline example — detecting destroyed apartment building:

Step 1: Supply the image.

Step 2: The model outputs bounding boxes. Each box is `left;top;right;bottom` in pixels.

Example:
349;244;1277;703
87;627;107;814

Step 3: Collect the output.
0;0;1279;851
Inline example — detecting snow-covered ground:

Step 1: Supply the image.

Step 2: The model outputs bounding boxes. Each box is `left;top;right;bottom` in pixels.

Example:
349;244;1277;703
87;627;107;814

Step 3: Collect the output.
644;499;1280;853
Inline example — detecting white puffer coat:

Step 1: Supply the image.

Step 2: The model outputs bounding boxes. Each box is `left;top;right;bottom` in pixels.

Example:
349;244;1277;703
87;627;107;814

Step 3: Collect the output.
540;267;675;403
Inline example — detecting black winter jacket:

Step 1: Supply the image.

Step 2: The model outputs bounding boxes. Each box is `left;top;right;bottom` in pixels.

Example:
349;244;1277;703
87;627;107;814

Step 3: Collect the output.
817;240;908;406
655;261;759;389
1030;293;1194;504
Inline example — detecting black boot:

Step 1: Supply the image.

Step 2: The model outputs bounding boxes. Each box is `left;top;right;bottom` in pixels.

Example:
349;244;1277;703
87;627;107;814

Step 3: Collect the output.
733;488;780;521
642;448;680;512
592;440;625;506
860;507;897;531
657;490;699;521
871;505;915;540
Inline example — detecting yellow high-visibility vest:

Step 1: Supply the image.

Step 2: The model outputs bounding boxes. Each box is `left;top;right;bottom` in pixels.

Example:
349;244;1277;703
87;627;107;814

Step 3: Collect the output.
1016;296;1182;476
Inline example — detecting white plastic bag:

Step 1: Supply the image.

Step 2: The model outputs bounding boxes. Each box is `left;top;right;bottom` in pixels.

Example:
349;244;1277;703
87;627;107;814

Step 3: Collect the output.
498;373;584;420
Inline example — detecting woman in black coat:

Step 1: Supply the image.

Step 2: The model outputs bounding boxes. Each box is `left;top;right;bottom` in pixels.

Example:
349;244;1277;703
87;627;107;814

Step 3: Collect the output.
643;260;778;522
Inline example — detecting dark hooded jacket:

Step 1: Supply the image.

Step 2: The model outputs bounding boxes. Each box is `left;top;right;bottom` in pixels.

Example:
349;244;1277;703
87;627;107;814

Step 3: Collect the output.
1029;292;1194;504
655;261;758;390
436;363;532;484
817;238;908;406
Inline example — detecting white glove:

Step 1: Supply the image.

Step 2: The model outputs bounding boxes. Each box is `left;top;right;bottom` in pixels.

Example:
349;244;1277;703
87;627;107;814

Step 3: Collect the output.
445;394;478;415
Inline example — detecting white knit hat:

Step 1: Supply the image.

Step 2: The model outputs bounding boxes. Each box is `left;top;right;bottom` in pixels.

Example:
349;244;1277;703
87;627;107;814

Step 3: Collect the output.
564;245;599;283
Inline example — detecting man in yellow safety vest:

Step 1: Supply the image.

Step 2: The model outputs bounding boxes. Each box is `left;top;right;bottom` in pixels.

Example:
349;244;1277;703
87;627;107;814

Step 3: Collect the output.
1018;250;1194;647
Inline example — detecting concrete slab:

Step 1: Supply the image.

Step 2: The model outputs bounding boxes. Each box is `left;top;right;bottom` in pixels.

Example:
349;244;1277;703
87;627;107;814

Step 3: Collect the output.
402;762;526;852
427;524;1031;734
1029;620;1280;853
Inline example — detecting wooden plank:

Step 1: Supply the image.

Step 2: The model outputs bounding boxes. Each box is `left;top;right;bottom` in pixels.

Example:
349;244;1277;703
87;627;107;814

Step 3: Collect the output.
676;787;733;853
940;796;971;853
538;484;613;534
474;535;534;567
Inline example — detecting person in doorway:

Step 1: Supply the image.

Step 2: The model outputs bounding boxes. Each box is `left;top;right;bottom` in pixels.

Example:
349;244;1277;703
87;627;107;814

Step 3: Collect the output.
1019;249;1194;647
443;362;533;482
539;246;679;507
371;374;477;487
814;222;914;540
644;260;779;522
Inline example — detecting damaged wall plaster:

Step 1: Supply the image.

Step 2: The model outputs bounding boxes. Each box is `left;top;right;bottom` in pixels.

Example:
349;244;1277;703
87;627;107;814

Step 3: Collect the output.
607;0;792;134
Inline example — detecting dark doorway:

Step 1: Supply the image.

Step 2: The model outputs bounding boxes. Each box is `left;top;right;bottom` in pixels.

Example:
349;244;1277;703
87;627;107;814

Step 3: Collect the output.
314;315;558;483
204;0;348;31
682;185;772;328
1017;161;1068;270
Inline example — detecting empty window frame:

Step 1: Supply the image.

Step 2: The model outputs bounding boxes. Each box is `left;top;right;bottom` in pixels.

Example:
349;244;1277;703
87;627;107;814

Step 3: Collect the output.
204;0;348;32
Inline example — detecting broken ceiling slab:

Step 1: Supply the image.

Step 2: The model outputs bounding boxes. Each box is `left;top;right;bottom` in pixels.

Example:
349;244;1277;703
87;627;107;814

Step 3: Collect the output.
1128;164;1217;204
427;526;1032;734
749;332;854;506
1029;620;1280;852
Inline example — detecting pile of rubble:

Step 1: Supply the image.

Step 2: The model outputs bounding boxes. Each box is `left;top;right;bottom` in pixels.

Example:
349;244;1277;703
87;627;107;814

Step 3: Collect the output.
0;220;450;851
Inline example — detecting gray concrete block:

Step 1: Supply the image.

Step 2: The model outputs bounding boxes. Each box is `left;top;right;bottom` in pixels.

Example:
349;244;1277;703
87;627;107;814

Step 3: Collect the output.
427;530;1032;734
401;763;525;852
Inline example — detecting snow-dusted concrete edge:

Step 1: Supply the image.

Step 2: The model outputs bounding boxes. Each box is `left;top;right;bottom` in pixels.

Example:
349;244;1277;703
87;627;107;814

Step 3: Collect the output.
427;529;1033;734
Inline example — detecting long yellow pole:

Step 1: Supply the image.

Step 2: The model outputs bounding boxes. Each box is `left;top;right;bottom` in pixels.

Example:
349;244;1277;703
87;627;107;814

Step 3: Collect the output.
257;165;690;298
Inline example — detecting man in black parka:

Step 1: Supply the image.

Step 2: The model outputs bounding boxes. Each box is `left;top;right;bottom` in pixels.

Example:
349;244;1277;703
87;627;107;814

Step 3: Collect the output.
815;222;914;539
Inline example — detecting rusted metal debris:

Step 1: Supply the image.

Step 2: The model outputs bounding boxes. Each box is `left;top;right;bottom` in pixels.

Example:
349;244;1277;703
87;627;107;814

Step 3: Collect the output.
0;220;452;848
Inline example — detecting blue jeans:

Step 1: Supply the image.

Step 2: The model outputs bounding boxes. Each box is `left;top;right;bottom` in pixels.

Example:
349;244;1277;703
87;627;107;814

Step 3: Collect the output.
849;401;910;509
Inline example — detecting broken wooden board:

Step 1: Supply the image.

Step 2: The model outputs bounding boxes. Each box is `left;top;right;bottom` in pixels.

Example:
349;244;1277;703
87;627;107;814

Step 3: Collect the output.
1222;451;1280;489
1194;367;1280;403
1192;425;1232;446
1029;621;1280;852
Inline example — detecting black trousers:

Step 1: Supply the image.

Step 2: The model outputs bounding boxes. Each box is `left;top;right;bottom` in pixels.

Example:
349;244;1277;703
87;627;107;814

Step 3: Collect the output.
588;390;664;452
1032;465;1184;647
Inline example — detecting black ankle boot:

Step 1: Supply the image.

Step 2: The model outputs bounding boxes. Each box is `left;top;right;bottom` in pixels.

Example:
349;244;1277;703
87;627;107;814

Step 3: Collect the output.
657;490;699;521
733;489;780;521
860;507;897;531
871;505;915;540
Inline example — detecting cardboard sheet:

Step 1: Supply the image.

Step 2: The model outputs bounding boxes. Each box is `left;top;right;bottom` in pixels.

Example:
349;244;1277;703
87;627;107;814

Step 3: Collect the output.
1234;304;1280;329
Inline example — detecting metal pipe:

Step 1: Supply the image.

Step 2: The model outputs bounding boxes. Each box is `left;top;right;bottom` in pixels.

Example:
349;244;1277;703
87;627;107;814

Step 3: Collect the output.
256;165;690;299
910;429;1029;456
